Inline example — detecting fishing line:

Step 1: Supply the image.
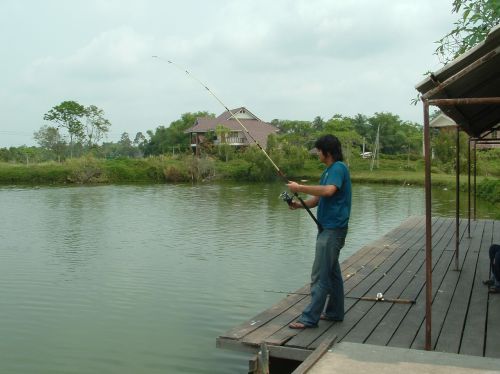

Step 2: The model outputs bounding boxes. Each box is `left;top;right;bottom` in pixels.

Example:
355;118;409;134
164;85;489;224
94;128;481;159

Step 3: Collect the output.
153;56;321;229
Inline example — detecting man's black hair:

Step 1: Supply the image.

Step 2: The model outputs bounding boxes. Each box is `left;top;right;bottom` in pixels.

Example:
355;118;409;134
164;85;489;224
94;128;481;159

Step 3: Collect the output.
315;134;344;161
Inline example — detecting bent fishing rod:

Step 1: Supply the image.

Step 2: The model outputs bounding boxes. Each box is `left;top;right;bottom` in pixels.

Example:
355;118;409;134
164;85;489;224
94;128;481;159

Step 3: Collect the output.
152;56;321;229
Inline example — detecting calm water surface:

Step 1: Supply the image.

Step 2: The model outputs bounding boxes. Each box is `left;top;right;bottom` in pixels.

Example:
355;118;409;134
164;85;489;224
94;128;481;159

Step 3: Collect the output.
0;183;496;373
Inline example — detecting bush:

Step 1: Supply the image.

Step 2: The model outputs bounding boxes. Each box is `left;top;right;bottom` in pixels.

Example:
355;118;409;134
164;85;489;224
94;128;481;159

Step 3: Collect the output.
477;178;500;204
66;156;106;183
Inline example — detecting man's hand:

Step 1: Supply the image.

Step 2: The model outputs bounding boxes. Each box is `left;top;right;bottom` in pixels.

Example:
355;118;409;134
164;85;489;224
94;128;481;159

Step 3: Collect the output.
288;201;302;210
287;181;301;193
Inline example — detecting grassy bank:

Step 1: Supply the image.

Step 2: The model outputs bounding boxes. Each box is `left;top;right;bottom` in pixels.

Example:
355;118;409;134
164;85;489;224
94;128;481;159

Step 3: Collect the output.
1;155;498;208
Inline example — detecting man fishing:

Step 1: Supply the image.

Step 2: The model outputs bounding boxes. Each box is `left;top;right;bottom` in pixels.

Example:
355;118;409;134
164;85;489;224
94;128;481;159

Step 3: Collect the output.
286;134;352;329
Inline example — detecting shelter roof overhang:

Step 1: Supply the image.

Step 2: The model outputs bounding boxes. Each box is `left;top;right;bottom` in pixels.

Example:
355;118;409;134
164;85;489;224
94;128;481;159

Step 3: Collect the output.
415;25;500;138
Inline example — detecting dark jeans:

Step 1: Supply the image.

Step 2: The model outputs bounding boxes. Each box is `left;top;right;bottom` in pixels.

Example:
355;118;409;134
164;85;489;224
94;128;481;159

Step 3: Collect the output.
299;227;347;326
489;244;500;287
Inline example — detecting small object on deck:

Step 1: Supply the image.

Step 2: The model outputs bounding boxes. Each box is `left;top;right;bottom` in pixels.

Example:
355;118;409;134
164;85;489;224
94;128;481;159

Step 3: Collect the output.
347;295;416;304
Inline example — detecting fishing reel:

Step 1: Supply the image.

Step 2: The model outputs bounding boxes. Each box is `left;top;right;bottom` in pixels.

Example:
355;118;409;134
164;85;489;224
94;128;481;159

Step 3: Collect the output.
280;191;294;206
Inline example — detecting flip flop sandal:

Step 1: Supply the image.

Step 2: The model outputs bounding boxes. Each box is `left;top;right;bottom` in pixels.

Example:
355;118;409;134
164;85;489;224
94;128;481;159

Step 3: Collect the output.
483;279;494;286
288;321;316;329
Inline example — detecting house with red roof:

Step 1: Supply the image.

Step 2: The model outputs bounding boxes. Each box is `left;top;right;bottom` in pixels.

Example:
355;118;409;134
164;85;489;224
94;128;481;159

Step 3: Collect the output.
185;107;278;154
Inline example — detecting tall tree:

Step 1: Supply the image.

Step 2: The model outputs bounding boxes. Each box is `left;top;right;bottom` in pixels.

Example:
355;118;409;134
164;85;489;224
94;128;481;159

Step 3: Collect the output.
435;0;500;64
84;105;111;147
43;101;86;158
144;111;214;155
33;125;66;160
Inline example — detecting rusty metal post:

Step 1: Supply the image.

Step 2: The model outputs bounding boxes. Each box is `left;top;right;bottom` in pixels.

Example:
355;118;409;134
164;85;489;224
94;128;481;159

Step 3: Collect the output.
455;126;460;271
473;140;477;220
467;137;471;238
423;99;432;351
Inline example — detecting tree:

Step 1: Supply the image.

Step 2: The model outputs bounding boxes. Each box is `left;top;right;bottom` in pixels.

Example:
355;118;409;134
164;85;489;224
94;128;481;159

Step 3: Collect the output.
435;0;500;64
133;132;147;156
144;111;214;155
43;101;86;158
215;124;231;144
84;105;111;147
33;125;66;160
312;116;325;131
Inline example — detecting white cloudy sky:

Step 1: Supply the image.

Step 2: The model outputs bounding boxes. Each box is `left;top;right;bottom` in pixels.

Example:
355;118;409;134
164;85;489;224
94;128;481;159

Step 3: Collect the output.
0;0;457;147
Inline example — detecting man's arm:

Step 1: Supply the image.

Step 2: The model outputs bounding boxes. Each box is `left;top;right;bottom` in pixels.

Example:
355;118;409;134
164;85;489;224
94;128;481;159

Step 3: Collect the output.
287;181;338;197
289;195;320;209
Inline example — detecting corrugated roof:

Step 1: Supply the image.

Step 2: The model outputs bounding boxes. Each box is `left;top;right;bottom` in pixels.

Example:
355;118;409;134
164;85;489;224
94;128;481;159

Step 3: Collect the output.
415;25;500;138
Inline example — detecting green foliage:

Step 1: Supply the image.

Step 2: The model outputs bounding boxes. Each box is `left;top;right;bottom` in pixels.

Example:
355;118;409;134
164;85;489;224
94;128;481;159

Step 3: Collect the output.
435;0;500;63
477;178;500;204
215;159;253;179
84;105;111;147
43;101;86;157
42;101;111;158
476;148;500;176
431;130;469;173
240;146;277;181
184;155;215;182
66;156;106;183
144;111;214;156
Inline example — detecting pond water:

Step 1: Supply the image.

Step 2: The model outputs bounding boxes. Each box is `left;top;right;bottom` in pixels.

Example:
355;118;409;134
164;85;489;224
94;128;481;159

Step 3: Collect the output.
0;183;495;373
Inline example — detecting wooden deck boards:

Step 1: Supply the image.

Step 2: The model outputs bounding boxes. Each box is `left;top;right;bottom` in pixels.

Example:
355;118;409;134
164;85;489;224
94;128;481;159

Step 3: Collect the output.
216;216;500;361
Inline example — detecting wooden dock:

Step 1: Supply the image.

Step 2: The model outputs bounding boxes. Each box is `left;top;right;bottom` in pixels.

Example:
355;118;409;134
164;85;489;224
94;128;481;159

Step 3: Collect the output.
216;216;500;369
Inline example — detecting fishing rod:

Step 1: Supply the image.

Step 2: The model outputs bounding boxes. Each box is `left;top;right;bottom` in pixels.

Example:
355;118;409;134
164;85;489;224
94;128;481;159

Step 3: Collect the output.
153;56;321;229
264;290;415;304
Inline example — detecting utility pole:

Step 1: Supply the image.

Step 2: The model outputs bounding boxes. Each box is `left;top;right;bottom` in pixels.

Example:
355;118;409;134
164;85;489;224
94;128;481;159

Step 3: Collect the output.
370;125;380;171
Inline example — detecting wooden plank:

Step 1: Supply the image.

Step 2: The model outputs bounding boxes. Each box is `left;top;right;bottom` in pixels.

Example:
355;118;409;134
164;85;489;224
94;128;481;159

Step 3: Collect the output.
260;217;425;349
266;299;356;349
216;336;313;361
485;219;500;358
219;284;310;340
282;218;431;349
242;295;311;346
362;217;456;346
340;216;422;271
386;218;469;348
306;217;450;349
291;336;336;374
340;216;424;283
434;220;484;353
410;220;473;350
342;217;431;298
219;216;424;344
346;217;431;299
342;249;425;343
460;220;493;356
244;221;419;347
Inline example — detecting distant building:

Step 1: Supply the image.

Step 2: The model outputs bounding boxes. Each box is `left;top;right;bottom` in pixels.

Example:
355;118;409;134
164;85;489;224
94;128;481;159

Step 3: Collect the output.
185;107;278;154
430;112;457;130
430;112;499;149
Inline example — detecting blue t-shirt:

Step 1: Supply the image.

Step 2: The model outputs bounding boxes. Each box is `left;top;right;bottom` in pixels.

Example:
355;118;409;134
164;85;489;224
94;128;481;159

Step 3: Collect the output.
317;161;352;229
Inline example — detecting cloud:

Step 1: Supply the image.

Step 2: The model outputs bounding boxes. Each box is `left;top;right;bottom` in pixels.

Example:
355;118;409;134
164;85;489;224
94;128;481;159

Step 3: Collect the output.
0;0;459;147
24;27;151;84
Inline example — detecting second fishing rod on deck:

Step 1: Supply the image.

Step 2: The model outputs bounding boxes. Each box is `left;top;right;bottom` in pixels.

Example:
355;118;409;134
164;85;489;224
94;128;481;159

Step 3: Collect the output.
153;56;322;230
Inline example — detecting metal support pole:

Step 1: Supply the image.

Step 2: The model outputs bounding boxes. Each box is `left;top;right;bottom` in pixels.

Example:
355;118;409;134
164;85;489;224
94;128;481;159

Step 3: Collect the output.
423;100;432;351
467;137;471;238
455;126;460;271
474;141;477;220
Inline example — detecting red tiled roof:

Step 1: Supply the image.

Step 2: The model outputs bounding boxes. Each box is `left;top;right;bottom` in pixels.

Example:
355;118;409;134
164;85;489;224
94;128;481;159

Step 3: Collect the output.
186;108;277;147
